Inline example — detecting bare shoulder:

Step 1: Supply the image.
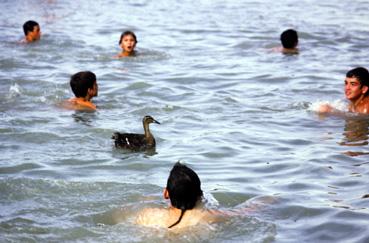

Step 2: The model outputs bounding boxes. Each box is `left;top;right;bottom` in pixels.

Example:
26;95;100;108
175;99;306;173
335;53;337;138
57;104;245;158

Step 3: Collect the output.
136;208;169;227
135;207;221;228
362;97;369;113
59;98;96;111
352;97;369;114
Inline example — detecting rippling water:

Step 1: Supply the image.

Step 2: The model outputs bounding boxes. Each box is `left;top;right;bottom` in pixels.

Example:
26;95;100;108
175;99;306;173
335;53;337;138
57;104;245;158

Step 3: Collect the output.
1;0;369;242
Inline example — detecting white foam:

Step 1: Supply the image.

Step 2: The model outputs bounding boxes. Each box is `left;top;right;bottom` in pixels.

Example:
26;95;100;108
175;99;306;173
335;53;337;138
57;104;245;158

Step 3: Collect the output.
308;99;348;113
8;83;22;98
38;96;47;103
203;192;219;208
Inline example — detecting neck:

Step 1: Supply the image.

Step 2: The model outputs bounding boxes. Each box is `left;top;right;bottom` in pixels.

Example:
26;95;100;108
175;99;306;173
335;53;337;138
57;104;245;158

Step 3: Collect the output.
143;122;153;140
26;35;35;43
169;206;182;214
121;50;134;57
76;96;90;102
282;47;298;53
169;207;184;219
352;94;366;107
168;207;186;228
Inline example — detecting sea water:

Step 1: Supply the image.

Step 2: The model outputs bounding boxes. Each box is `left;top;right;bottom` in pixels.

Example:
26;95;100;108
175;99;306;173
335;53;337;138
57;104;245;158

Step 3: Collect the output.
1;0;369;242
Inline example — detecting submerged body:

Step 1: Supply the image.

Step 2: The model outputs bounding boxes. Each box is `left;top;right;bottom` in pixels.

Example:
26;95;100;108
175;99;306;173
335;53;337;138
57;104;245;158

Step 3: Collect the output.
133;163;254;229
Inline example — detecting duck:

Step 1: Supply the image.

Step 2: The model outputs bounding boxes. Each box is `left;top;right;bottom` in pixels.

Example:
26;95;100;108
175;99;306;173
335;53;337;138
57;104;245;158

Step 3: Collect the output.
112;115;160;150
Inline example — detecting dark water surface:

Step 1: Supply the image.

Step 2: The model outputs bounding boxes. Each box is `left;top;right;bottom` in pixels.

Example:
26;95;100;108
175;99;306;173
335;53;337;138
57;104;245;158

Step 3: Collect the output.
1;0;369;242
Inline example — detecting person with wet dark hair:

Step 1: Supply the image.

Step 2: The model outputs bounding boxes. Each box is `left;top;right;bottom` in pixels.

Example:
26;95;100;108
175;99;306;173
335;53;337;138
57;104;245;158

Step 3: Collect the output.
22;20;41;43
115;31;137;58
136;162;215;228
165;162;204;228
271;29;299;54
280;29;298;50
319;67;369;114
61;71;98;111
134;163;272;228
344;67;369;113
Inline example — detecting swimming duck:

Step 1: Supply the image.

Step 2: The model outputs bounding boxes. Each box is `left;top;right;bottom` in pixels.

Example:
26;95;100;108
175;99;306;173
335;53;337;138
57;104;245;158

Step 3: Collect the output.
112;115;160;150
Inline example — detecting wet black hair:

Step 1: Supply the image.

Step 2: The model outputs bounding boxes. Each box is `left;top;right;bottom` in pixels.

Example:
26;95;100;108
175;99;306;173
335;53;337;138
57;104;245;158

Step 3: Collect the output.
70;71;96;98
119;31;137;45
23;20;39;36
166;162;203;228
280;29;298;49
346;67;369;94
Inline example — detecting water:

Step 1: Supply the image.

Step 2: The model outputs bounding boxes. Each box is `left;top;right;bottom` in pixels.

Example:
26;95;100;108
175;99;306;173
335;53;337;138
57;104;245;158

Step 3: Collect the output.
1;0;369;242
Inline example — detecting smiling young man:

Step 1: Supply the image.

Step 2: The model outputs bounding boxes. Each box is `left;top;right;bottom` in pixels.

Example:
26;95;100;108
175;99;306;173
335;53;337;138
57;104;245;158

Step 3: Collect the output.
319;67;369;114
344;67;369;113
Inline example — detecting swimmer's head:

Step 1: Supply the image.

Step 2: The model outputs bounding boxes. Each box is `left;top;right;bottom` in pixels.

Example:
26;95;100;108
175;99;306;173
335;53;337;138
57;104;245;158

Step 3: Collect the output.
70;71;98;99
119;31;137;45
23;20;41;42
346;67;369;89
118;31;137;56
280;29;298;49
165;162;203;228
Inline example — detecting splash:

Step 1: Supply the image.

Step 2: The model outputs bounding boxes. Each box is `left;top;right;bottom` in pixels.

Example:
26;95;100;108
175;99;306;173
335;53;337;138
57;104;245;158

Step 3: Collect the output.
308;99;348;113
8;83;22;98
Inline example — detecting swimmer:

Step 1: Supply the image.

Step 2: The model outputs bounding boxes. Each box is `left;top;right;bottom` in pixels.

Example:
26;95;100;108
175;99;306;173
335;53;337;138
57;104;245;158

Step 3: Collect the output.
115;31;137;58
319;67;369;114
62;71;98;111
273;29;299;54
22;20;41;43
135;163;265;229
136;163;210;228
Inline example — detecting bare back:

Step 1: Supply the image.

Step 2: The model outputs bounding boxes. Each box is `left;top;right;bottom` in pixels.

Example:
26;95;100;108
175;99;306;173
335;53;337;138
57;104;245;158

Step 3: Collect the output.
135;207;220;229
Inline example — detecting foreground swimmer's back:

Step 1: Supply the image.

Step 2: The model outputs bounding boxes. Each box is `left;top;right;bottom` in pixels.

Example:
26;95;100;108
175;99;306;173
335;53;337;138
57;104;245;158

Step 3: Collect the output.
136;206;220;229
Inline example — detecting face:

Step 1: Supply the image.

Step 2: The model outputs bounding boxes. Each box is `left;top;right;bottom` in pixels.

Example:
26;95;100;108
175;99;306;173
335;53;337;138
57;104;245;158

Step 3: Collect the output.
120;34;136;54
345;77;368;101
29;25;41;41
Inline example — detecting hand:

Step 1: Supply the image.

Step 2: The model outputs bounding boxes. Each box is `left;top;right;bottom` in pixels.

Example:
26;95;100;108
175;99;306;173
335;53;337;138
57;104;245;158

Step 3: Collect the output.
319;104;333;113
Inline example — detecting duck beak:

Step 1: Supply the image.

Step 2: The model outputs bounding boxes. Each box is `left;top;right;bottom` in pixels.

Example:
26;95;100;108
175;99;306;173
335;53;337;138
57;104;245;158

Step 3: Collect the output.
153;119;160;124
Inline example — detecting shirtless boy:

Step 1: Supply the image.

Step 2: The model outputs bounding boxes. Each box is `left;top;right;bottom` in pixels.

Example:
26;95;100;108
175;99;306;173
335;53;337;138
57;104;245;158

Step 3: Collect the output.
135;162;218;228
320;67;369;114
64;71;98;111
22;20;41;43
115;31;137;58
280;29;299;54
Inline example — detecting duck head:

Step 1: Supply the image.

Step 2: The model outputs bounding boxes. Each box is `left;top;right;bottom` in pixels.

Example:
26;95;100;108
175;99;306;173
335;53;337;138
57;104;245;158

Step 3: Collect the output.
143;115;160;125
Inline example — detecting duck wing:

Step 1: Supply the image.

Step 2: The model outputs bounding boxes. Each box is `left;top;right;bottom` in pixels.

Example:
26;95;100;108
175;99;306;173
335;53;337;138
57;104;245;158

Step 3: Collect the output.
112;132;149;150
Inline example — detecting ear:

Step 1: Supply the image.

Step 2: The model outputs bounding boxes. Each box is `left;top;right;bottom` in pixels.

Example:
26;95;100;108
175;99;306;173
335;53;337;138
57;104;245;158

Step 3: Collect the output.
163;188;169;199
362;85;369;94
87;87;93;97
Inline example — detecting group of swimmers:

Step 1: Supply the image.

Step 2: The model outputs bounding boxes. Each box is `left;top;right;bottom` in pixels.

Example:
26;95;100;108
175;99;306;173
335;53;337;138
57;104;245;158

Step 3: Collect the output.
19;19;369;229
22;20;138;111
23;20;369;115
